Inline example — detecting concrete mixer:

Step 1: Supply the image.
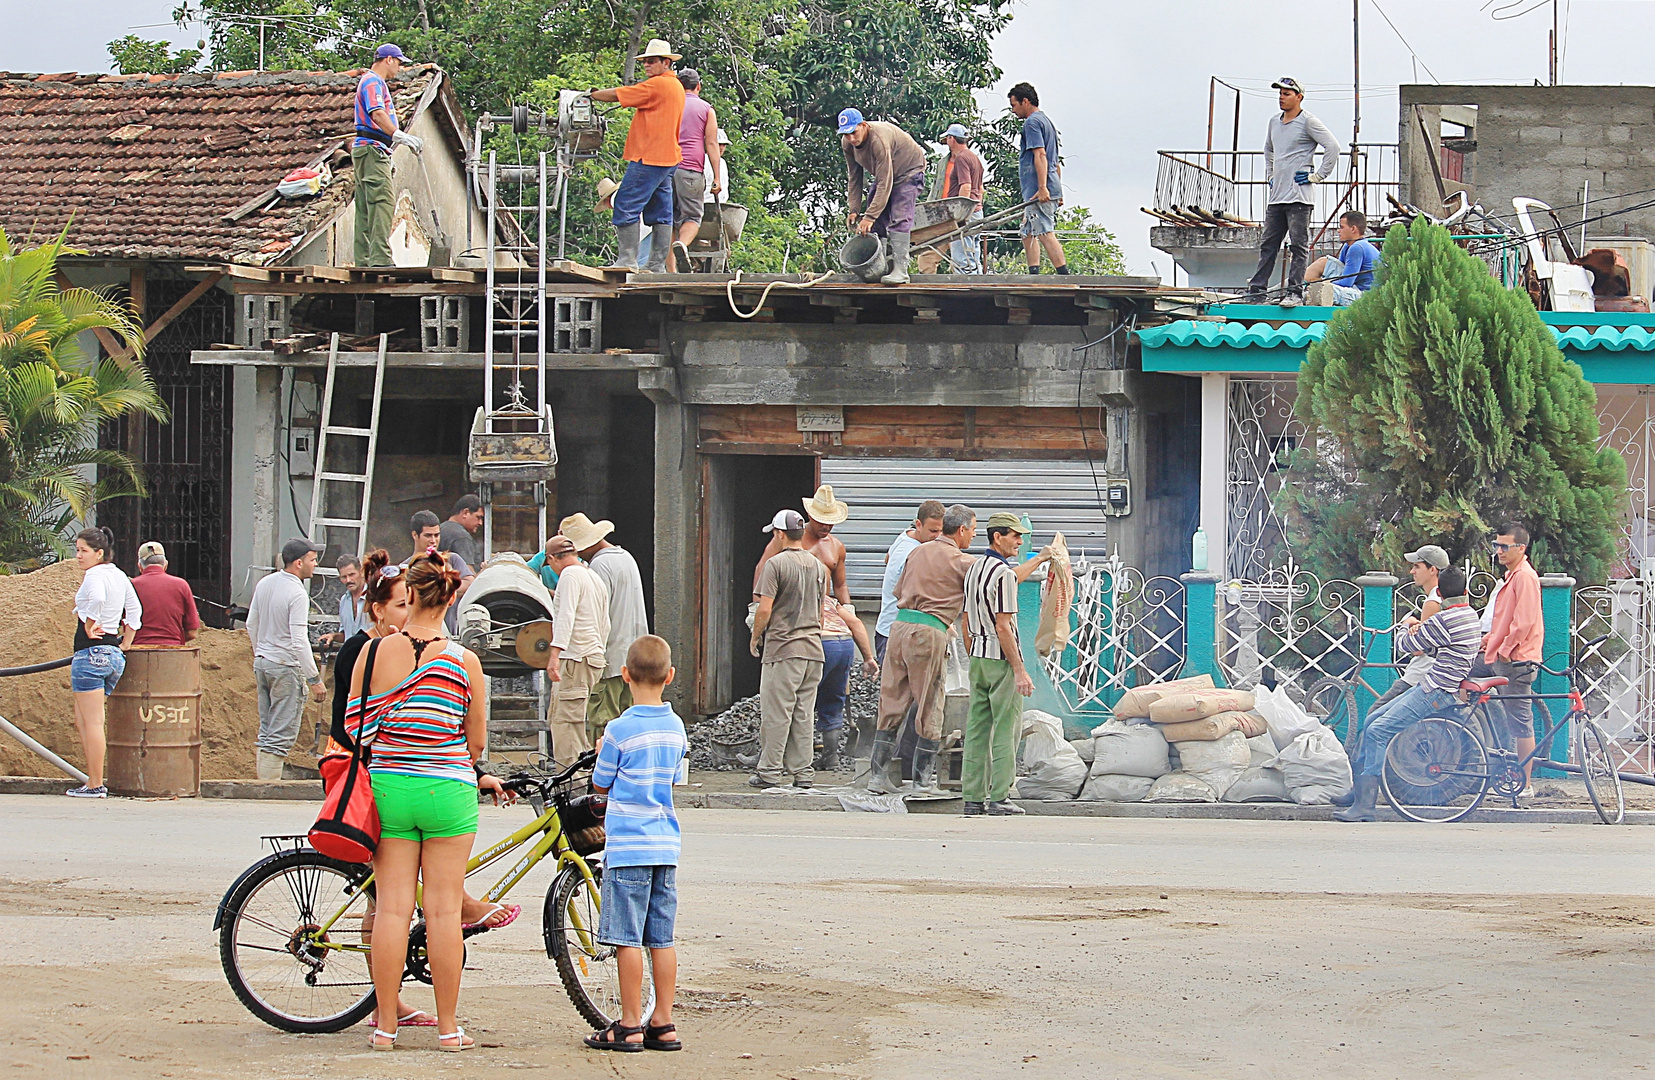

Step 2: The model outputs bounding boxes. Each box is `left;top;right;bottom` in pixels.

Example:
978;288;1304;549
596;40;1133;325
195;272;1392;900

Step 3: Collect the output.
456;552;556;677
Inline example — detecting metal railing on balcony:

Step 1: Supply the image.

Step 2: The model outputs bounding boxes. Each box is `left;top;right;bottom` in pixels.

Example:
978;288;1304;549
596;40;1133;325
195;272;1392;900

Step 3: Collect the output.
1153;145;1399;235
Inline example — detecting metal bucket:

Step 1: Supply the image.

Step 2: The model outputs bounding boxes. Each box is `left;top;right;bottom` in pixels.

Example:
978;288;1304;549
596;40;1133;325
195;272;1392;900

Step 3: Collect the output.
107;646;202;797
838;234;888;282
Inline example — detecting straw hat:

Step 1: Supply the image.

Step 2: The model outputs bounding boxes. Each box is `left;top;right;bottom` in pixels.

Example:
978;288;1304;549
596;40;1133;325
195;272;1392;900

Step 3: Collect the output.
635;38;682;61
559;512;615;552
593;176;620;213
803;484;849;525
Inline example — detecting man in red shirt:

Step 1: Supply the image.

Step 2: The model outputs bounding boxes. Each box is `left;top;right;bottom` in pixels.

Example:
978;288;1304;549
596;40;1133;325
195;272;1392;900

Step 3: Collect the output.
591;40;687;273
940;123;984;273
1473;523;1544;784
129;542;200;647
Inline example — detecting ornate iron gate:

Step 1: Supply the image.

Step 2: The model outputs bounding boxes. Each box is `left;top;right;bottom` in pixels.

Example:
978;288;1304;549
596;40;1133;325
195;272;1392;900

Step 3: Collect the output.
1042;554;1185;713
99;278;233;618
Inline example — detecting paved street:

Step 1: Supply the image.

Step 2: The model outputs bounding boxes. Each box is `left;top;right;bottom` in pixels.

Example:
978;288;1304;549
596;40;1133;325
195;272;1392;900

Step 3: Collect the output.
3;794;1653;1078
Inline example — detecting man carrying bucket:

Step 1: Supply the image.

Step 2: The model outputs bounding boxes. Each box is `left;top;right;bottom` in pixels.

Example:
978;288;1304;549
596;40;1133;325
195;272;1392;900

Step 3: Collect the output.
838;108;926;286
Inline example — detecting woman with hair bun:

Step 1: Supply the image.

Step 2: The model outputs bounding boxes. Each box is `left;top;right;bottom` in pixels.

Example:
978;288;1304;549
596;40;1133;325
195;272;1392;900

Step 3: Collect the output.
66;527;142;798
347;551;488;1051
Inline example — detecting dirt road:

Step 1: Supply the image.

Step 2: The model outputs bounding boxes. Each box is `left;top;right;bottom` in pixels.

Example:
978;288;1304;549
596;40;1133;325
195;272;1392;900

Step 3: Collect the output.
3;795;1652;1079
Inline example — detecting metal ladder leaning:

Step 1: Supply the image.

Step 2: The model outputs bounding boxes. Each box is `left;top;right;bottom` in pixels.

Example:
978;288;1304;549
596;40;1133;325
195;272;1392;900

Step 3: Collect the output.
306;332;388;576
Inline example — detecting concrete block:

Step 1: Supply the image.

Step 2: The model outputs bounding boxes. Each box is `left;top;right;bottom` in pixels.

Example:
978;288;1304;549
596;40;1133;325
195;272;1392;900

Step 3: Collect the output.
1543;146;1590;166
1520;125;1563;145
1561;125;1607;147
1609;125;1634;144
1585;147;1629;169
1611;104;1655;125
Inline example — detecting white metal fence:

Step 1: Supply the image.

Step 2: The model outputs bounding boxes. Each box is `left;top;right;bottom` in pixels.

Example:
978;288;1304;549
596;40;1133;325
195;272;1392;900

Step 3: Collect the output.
1042;554;1185;714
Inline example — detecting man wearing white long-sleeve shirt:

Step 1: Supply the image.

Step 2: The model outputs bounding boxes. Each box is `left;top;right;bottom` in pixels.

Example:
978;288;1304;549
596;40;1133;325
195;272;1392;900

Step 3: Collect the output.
245;538;325;780
543;534;611;764
1244;77;1342;308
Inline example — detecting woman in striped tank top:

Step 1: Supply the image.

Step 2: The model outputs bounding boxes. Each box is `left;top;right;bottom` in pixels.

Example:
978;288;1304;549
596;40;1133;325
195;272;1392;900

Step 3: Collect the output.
347;551;486;1052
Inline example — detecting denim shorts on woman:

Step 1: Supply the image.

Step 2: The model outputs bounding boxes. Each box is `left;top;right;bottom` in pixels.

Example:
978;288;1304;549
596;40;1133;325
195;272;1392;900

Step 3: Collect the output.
597;864;677;949
370;772;479;841
70;645;126;695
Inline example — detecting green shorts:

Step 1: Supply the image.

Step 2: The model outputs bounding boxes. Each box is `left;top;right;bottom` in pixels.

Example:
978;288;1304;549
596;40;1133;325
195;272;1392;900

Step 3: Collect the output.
371;772;479;841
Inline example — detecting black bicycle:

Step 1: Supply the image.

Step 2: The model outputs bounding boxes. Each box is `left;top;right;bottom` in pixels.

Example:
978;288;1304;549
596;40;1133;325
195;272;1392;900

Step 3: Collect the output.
1379;638;1625;824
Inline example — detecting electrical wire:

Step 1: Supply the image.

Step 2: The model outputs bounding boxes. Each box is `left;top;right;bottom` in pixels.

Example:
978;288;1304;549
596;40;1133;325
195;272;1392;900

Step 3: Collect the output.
1072;314;1136;521
1370;0;1441;84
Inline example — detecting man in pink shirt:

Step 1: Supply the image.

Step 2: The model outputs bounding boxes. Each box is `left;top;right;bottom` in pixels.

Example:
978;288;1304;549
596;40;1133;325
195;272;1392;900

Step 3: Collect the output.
1472;523;1544;783
667;69;721;272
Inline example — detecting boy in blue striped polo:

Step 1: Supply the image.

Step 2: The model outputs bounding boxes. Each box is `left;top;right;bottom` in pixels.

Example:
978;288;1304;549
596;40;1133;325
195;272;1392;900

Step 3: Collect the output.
583;635;688;1053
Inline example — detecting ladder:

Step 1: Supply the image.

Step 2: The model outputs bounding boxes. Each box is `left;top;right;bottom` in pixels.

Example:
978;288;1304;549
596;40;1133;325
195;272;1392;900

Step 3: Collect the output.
306;332;388;576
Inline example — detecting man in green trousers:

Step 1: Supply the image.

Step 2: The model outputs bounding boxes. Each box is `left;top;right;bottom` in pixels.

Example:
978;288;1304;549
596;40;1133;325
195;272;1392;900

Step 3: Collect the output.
961;512;1048;816
352;44;422;267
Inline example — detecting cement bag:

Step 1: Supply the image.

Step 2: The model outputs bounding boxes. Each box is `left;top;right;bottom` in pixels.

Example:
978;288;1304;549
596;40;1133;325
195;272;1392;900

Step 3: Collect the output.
1112;673;1215;720
1247;733;1278;765
1079;773;1154;802
1070;738;1096;765
1253;683;1323;747
1087;720;1170;779
1222;765;1291;803
1143;772;1218;802
1271;726;1353;805
1236;711;1270;738
1157;712;1243;743
1171;730;1251;799
1149;688;1256;725
1016;709;1088;800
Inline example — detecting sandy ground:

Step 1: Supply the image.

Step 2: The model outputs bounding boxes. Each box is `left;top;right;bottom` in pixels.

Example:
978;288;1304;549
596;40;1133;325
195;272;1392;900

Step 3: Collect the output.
2;796;1653;1079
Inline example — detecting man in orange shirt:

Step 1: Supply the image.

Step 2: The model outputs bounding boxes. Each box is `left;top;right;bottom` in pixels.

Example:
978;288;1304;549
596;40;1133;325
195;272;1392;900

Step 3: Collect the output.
1472;522;1545;784
591;39;687;273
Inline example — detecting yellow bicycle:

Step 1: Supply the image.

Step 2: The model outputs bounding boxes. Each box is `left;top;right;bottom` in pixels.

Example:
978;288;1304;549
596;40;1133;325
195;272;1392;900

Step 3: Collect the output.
215;750;640;1032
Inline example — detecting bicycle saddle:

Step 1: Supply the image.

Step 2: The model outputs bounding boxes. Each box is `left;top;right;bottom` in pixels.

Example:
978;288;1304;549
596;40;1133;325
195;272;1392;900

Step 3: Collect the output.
1460;676;1509;693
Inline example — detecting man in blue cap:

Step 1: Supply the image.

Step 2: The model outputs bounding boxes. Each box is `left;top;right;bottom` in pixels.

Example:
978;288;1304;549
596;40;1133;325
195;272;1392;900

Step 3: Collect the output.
838;108;926;285
352;44;423;267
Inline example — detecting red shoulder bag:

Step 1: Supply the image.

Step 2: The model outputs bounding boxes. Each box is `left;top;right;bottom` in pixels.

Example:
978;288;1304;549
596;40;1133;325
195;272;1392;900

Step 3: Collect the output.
310;638;383;862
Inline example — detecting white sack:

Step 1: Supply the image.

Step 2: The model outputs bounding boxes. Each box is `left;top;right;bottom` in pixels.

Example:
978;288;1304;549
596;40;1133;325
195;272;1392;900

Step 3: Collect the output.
1247;733;1279;765
1253;684;1324;748
1087;720;1171;779
1016;709;1088;800
1221;766;1292;803
1171;730;1251;799
1078;773;1154;802
1270;726;1354;805
1144;772;1218;802
1070;738;1096;765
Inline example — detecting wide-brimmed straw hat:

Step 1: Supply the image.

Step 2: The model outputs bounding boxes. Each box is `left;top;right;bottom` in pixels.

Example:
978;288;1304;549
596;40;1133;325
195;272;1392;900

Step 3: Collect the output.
593;176;620;212
636;39;682;61
803;484;849;525
559;512;615;552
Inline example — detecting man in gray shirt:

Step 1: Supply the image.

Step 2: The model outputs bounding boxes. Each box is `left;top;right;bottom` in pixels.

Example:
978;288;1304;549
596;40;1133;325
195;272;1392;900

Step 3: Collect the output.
559;512;651;742
1244;77;1341;308
245;538;326;780
439;494;484;571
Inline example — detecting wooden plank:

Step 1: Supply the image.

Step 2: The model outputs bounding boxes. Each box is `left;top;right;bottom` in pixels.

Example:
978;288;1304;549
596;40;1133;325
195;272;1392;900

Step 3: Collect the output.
109;273;224;363
430;267;481;283
697;403;1108;457
299;265;351;282
547;260;613;285
220;264;274;282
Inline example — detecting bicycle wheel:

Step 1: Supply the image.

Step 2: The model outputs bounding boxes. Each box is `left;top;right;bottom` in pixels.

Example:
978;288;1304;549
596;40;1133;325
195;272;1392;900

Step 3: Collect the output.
1305;676;1356;748
545;864;653;1029
219;849;376;1033
1382;716;1491;823
1578;718;1626;825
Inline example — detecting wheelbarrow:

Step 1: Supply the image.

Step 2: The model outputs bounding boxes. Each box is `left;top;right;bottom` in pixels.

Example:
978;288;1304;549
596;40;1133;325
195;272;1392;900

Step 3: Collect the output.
682;200;748;272
913;197;1039;273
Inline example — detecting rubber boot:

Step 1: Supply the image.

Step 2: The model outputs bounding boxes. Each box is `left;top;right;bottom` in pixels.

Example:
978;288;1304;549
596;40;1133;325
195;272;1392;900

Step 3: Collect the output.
910;737;943;795
612;220;642;270
1334;776;1380;822
866;729;900;794
256;750;286;781
815;727;846;773
644;223;672;273
880;231;911;285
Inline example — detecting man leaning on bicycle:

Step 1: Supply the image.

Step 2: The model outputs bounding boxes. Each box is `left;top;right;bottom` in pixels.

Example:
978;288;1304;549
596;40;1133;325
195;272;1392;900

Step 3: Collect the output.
1337;567;1483;822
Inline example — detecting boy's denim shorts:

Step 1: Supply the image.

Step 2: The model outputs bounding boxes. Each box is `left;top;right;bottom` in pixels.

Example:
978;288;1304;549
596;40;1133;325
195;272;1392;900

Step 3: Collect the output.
598;864;677;949
71;645;125;696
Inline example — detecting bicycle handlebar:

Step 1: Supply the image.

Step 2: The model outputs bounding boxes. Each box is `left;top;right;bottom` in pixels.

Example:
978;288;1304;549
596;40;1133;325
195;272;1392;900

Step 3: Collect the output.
501;748;599;796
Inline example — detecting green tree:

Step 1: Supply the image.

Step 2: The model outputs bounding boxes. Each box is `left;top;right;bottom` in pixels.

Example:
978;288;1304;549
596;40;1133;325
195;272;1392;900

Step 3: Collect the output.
981;206;1127;275
0;230;168;569
107;35;204;74
1289;218;1626;583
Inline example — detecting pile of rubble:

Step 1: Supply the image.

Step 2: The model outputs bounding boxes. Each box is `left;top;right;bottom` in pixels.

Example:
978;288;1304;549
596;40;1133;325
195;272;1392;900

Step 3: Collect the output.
688;667;881;771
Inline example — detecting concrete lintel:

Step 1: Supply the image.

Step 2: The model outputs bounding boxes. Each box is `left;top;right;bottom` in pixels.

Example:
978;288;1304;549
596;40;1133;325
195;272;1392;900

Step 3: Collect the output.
638;367;680;403
192;350;668;370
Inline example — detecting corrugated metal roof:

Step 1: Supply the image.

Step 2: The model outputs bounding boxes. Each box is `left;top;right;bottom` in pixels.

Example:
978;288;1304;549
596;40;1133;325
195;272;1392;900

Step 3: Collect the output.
1553;324;1655;352
820;459;1118;600
1138;318;1655;353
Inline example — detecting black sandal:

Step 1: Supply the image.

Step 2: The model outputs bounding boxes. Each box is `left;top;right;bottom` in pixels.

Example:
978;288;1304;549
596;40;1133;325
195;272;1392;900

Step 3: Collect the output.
583;1020;645;1052
644;1022;682;1051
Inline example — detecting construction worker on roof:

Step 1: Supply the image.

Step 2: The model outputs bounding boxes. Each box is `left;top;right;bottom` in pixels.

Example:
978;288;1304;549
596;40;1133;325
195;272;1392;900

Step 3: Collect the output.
838;108;927;286
352;44;422;267
590;40;687;274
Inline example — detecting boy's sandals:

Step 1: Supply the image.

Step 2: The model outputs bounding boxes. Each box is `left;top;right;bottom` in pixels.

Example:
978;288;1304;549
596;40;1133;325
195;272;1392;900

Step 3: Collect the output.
584;1020;645;1052
437;1027;474;1052
644;1022;683;1051
462;902;521;934
370;1029;397;1051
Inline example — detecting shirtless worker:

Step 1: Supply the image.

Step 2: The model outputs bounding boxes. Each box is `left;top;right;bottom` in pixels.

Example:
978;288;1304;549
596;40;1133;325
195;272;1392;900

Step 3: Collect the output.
751;485;878;772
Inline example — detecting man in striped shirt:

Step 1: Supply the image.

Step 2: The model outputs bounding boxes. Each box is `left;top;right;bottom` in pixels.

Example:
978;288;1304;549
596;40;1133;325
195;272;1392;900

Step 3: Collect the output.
1338;567;1483;822
961;513;1050;816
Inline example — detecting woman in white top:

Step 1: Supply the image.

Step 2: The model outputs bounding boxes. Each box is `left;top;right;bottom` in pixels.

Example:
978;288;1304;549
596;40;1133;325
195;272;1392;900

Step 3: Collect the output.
67;527;142;798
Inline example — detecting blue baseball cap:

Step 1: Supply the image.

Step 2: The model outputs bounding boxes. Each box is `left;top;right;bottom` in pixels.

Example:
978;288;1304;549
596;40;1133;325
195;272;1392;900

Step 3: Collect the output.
836;108;864;135
375;43;409;61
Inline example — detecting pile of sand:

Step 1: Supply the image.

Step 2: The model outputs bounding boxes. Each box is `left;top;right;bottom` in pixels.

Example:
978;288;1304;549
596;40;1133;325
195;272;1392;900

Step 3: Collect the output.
0;561;267;779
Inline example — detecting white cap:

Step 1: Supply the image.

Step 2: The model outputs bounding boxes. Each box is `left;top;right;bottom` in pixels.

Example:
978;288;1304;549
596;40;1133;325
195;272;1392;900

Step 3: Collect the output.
763;509;805;534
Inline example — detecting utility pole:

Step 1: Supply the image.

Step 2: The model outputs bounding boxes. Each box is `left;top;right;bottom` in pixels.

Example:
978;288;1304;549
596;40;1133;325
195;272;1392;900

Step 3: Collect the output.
258;20;265;71
1549;0;1558;85
1352;0;1361;177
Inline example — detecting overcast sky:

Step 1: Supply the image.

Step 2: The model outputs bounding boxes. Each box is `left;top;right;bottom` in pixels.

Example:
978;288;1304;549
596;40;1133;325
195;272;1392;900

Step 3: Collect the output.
12;1;1655;274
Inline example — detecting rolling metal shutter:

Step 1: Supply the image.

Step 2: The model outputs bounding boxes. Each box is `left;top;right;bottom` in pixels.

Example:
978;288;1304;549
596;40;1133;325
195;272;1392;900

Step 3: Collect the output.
820;458;1114;600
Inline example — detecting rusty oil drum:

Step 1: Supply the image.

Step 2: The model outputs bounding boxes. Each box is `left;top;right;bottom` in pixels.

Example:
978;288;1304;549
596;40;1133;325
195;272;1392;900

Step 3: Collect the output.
107;645;202;797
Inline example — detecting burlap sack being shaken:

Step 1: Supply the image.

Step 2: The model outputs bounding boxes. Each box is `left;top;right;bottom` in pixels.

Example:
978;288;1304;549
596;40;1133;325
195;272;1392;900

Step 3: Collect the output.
1035;532;1074;658
1111;673;1216;720
1148;688;1256;724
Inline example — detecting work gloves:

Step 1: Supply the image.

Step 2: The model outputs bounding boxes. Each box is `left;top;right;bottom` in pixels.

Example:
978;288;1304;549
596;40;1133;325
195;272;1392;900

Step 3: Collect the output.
1293;169;1314;185
392;130;425;154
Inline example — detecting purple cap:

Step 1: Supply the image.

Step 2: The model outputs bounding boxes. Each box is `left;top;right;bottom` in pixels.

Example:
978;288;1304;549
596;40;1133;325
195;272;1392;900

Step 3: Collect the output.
375;44;408;62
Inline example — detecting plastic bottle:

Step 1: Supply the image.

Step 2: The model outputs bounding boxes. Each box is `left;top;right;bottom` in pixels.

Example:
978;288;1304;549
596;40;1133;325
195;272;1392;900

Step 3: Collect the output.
1019;513;1035;560
1191;527;1208;571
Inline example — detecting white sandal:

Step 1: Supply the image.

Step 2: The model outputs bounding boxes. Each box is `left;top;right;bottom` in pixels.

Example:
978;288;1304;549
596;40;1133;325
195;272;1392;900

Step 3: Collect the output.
438;1027;474;1052
370;1028;397;1051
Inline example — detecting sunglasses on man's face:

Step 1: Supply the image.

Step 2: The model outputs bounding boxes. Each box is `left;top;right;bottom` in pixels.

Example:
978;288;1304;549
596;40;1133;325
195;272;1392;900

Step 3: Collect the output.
1491;542;1521;552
